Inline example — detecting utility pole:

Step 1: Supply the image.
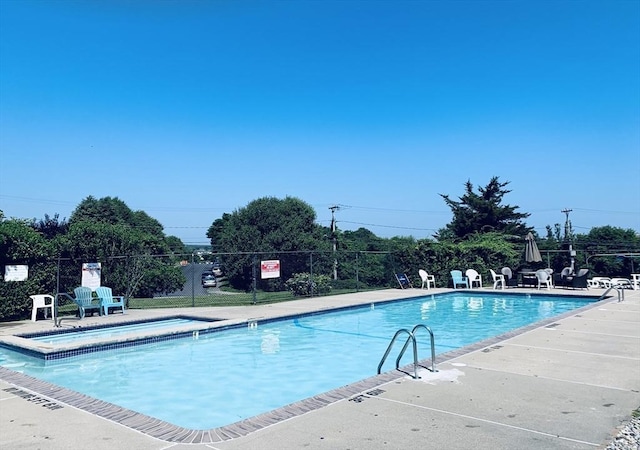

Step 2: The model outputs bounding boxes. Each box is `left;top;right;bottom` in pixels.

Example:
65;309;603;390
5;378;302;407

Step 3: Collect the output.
329;205;340;280
561;208;573;240
561;208;575;272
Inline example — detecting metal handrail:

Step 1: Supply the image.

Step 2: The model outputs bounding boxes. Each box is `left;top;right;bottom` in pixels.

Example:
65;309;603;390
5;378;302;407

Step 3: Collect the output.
599;285;624;302
377;328;419;379
377;324;437;379
53;292;73;327
396;324;437;373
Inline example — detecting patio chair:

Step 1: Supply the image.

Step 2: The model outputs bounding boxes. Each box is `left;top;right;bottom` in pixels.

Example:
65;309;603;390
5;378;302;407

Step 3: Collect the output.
554;267;573;288
564;269;589;289
465;269;483;288
30;294;55;322
95;286;126;316
544;268;554;287
500;267;519;287
71;286;102;318
535;269;552;290
395;273;413;289
418;269;436;289
489;269;505;290
450;270;469;289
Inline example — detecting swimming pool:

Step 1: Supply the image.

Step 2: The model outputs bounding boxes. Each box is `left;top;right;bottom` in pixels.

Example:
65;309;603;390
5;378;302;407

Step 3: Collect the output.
0;292;596;432
20;316;219;345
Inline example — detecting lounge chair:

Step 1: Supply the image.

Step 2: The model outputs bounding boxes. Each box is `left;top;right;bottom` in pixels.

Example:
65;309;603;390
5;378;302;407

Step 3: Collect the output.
418;269;436;289
587;277;611;288
72;286;102;318
489;269;505;290
535;269;552;290
564;269;589;289
95;286;126;316
611;278;633;289
500;267;519;287
30;294;55;322
450;270;469;289
465;269;483;288
395;273;413;289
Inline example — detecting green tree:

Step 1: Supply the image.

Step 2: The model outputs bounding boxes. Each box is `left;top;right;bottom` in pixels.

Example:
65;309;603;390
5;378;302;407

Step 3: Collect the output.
61;197;186;298
437;177;531;241
577;226;640;277
337;228;392;288
31;213;69;239
70;196;135;226
0;217;56;320
207;197;327;290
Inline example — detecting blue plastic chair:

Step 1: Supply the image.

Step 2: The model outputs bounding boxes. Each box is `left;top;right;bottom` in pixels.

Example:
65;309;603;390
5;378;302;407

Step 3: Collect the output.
72;286;102;318
450;270;469;289
95;286;126;316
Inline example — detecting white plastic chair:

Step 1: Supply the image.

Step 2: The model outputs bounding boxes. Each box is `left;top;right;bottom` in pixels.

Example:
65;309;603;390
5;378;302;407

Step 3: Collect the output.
535;270;552;290
465;269;483;288
418;269;436;289
30;294;55;322
544;268;554;287
489;269;505;290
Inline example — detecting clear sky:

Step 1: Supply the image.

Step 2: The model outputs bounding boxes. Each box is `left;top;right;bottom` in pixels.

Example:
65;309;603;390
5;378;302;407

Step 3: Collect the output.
1;0;639;245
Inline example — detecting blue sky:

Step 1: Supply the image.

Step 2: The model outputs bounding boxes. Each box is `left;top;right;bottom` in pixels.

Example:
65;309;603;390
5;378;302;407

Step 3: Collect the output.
1;0;639;245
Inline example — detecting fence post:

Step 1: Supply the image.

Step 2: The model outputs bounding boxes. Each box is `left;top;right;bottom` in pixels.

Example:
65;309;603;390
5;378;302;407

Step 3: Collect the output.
309;252;314;297
191;252;196;307
252;254;257;304
356;252;360;292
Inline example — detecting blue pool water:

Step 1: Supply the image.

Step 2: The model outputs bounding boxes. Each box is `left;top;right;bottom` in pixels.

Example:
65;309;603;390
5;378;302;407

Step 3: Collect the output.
23;317;215;344
0;292;594;430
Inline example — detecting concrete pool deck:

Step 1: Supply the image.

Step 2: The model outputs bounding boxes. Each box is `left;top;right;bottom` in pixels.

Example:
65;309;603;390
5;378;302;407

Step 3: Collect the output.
0;287;638;449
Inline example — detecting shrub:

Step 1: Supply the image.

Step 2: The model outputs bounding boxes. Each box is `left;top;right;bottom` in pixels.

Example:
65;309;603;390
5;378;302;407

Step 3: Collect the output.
285;273;332;297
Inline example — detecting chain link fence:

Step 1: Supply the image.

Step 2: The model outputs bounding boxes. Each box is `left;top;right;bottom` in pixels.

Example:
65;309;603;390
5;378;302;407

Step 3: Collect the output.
48;250;399;311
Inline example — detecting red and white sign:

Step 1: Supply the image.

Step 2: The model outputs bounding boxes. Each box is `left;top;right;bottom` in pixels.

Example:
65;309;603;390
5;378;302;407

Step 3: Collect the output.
260;260;280;279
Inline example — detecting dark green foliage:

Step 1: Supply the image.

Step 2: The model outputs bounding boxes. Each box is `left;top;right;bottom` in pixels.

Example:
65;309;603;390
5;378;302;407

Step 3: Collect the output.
285;273;331;296
0;218;56;320
395;233;520;288
31;213;68;239
438;177;531;241
207;197;329;291
578;226;640;277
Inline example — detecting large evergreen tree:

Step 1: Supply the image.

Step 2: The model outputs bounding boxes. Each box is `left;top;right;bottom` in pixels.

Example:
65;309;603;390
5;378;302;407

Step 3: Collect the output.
437;176;530;241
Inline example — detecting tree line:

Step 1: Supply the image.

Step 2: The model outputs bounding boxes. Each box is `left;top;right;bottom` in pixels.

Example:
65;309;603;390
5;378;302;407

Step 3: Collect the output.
1;177;638;320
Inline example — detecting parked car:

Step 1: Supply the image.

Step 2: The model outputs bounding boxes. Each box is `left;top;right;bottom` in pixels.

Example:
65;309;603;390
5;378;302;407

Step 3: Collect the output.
201;270;214;280
212;264;223;277
202;275;217;288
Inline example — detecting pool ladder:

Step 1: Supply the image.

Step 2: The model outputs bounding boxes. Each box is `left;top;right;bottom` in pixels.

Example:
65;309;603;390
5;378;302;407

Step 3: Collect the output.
600;284;626;302
377;324;437;380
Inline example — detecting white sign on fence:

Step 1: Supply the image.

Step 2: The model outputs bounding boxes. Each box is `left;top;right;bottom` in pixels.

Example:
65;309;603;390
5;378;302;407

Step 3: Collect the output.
260;260;280;279
81;262;101;290
4;265;28;281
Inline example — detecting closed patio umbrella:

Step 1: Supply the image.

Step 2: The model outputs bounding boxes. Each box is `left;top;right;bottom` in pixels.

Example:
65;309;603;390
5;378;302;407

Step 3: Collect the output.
525;232;542;263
